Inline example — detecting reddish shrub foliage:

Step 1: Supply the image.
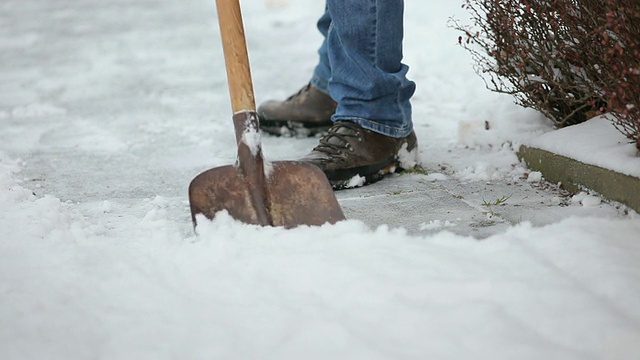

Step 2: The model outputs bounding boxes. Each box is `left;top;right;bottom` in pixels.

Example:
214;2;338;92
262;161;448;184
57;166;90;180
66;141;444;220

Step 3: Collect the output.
453;0;640;151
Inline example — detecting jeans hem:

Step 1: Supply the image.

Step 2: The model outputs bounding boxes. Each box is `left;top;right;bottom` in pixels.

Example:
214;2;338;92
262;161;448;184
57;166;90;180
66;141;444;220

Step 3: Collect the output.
332;116;413;138
311;73;330;94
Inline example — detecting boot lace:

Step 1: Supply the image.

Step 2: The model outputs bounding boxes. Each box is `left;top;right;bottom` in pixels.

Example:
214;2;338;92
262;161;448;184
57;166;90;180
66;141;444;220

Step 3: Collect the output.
314;122;363;158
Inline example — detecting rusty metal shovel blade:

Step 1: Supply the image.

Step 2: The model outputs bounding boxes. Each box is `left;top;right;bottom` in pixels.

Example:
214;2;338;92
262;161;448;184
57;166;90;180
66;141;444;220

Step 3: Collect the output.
188;161;345;227
189;111;345;228
188;0;344;228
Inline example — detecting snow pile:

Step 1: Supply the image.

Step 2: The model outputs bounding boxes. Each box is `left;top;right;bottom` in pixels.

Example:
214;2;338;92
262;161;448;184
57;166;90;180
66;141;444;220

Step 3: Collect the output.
456;145;528;182
3;205;640;356
526;171;543;183
0;152;96;245
2;152;640;359
572;191;603;207
0;154;33;205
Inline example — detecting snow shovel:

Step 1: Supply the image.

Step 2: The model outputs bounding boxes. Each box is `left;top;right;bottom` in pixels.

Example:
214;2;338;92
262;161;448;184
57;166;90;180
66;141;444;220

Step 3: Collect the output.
188;0;345;228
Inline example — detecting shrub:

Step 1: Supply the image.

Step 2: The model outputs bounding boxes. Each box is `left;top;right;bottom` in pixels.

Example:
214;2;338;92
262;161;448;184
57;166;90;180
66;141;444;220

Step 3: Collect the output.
452;0;640;151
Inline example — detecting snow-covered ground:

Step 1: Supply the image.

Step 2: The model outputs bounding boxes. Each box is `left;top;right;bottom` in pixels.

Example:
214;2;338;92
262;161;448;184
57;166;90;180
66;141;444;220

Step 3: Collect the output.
1;0;639;359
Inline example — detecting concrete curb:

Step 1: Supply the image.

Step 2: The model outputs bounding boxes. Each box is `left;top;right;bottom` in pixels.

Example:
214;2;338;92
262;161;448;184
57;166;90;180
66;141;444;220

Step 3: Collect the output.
517;145;640;213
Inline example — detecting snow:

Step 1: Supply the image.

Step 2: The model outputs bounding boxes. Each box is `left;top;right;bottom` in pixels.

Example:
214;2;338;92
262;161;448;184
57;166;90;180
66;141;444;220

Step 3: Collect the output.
526;171;543;183
1;0;639;359
397;140;419;170
419;219;457;230
239;111;263;157
572;192;604;208
346;174;366;188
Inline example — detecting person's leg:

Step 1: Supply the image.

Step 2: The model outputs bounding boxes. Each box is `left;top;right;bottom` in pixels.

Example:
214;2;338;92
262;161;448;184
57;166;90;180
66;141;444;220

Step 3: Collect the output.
311;5;331;93
325;0;415;138
258;0;418;188
302;0;418;189
257;5;336;136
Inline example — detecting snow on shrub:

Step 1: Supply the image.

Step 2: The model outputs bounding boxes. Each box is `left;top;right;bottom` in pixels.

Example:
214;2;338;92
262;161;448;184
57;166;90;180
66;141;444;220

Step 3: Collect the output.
452;0;640;151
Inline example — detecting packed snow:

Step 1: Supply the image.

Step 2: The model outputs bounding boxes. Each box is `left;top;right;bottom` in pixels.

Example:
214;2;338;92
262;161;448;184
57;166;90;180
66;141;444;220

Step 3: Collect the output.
1;0;639;359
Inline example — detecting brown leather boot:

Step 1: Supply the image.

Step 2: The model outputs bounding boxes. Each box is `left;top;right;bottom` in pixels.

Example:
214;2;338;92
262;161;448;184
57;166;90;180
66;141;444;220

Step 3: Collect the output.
301;121;419;189
257;83;336;137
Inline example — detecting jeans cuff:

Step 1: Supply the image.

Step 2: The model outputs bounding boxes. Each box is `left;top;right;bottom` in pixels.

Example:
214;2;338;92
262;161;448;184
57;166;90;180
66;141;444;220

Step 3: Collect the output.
311;73;330;94
332;116;413;138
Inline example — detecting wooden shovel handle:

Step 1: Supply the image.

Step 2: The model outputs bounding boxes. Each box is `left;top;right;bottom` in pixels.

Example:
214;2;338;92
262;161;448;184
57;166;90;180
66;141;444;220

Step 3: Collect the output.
215;0;256;112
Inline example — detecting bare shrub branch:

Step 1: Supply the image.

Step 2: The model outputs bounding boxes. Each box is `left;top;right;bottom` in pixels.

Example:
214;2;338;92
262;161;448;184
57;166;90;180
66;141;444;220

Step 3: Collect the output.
451;0;640;151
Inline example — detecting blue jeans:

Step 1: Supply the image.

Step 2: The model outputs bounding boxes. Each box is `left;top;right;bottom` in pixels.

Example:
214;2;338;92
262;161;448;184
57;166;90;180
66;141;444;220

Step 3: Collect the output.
311;0;415;138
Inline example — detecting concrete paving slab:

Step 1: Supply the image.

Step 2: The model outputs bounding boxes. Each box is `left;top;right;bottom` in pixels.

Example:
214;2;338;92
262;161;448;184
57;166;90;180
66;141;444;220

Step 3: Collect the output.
336;170;625;237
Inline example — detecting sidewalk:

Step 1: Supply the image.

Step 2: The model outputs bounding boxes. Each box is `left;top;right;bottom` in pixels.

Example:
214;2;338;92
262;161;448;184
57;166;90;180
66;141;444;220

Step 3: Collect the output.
337;165;626;238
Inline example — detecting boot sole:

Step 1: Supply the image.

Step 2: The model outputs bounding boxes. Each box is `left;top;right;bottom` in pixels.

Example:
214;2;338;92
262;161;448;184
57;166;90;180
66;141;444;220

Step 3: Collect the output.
330;162;398;190
260;120;332;138
329;143;420;190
